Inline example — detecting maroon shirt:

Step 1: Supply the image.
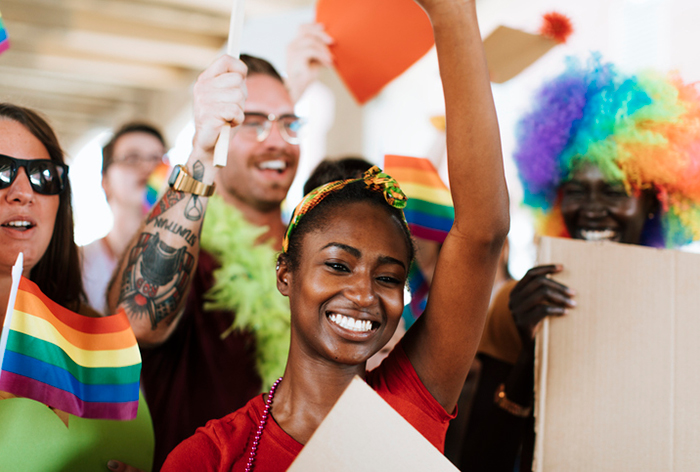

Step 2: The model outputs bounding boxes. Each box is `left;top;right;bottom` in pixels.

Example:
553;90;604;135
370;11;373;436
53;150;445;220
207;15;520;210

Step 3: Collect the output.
140;250;262;471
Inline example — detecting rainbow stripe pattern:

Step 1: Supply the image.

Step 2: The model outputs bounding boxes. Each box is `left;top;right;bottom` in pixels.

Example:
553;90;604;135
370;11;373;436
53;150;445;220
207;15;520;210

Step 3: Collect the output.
384;155;455;326
0;277;141;420
143;161;171;214
383;155;454;243
0;10;9;54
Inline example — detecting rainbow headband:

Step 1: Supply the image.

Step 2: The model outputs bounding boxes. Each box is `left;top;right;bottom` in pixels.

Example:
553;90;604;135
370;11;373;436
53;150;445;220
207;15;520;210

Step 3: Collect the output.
283;166;408;252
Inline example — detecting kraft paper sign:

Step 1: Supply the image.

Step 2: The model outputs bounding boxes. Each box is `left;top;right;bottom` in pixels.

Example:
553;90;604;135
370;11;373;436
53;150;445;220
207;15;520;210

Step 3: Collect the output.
288;376;458;471
534;237;700;471
316;0;434;104
484;26;557;84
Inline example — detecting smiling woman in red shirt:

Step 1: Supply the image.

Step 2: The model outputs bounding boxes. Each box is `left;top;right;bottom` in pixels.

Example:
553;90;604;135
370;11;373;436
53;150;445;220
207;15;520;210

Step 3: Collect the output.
162;0;509;469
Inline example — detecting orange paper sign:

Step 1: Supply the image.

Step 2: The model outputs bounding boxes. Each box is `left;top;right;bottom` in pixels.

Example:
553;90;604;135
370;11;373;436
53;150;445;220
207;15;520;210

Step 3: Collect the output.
316;0;434;104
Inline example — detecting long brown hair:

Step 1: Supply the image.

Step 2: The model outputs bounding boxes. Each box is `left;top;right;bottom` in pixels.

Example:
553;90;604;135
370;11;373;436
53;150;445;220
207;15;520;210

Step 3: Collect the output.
0;103;85;309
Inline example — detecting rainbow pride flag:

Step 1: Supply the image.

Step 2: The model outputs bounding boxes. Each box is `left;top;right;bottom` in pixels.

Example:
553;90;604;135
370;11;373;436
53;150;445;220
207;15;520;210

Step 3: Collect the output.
0;254;141;420
403;264;428;329
0;10;10;55
383;154;454;243
384;155;455;325
143;161;171;214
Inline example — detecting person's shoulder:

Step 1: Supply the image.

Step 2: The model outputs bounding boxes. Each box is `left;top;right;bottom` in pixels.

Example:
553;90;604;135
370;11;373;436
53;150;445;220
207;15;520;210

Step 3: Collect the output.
365;341;414;392
202;395;262;444
163;395;263;471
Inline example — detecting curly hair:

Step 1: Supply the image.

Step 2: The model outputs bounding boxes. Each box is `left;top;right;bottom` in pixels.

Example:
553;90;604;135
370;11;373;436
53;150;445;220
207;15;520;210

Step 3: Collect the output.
514;55;700;248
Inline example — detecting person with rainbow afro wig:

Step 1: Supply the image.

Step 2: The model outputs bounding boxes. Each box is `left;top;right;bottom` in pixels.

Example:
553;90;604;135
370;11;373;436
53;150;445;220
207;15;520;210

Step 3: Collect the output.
516;54;700;248
458;56;700;472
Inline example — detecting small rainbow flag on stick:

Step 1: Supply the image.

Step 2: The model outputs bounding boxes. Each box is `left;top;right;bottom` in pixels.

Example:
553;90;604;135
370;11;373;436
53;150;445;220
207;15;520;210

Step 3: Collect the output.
0;253;141;420
0;10;10;55
383;155;454;243
143;161;171;214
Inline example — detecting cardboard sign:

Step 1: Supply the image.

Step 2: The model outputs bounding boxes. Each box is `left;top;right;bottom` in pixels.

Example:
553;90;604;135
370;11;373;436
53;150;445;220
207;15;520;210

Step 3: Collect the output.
483;26;557;84
534;237;700;471
316;0;434;104
288;377;458;471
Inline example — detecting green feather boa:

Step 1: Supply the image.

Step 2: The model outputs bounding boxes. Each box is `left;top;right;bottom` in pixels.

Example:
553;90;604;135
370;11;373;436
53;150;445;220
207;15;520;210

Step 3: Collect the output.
200;195;290;391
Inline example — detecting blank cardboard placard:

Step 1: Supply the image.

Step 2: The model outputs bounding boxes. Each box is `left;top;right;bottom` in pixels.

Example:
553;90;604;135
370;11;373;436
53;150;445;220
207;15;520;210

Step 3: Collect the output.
484;26;556;84
534;237;700;471
316;0;434;104
288;377;458;472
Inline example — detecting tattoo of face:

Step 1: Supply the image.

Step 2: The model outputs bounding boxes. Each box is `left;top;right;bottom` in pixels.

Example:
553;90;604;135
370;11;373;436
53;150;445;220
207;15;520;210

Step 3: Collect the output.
118;232;194;329
147;190;186;224
184;160;205;221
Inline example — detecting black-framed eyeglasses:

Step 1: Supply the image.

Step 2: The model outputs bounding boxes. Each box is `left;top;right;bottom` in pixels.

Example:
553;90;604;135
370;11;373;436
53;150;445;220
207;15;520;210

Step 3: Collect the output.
240;112;305;145
0;154;69;195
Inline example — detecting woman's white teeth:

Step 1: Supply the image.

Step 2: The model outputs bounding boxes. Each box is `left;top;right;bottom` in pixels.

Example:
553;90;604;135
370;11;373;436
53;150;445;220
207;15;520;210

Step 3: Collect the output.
581;229;616;241
258;160;286;171
328;313;373;332
4;221;31;228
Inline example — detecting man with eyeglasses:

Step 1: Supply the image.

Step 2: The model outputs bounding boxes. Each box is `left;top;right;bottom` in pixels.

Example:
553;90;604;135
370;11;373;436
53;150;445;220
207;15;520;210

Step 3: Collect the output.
108;54;311;471
81;123;167;315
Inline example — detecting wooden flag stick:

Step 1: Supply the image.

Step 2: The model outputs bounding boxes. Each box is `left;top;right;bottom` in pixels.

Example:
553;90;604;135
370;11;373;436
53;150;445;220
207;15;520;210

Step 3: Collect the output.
0;252;23;371
213;0;246;167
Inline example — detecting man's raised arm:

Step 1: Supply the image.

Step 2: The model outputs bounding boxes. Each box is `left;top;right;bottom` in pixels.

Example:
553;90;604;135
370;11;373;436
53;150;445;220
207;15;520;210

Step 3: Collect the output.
107;56;247;347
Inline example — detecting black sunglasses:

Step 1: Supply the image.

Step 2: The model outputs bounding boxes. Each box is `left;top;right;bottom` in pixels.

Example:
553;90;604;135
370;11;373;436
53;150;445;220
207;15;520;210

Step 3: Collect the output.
0;154;69;195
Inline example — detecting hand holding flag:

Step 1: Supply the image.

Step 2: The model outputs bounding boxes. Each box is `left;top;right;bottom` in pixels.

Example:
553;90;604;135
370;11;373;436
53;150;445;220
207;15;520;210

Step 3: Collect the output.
0;253;141;420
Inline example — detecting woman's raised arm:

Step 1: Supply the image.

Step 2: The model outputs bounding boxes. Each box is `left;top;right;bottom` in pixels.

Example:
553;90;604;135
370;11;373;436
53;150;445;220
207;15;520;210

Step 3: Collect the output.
402;0;510;412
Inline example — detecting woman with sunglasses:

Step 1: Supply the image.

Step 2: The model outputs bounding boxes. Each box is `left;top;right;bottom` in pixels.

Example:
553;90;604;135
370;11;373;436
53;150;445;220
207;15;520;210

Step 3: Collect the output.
162;0;509;469
0;103;154;471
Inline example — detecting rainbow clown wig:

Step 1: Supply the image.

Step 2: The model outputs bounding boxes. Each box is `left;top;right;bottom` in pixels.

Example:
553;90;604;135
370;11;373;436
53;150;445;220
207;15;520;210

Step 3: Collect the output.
514;55;700;248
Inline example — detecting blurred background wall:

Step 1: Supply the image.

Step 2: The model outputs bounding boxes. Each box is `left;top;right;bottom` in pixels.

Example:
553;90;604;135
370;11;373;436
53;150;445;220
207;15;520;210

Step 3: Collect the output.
1;0;698;275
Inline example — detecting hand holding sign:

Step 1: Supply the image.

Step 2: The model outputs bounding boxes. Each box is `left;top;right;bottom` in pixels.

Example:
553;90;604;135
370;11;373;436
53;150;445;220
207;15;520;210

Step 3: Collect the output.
192;56;247;163
286;23;334;103
213;0;246;167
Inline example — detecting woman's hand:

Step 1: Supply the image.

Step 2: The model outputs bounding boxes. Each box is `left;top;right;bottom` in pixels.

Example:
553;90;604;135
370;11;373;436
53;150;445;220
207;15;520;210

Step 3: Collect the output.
191;55;248;161
286;23;334;103
509;264;576;343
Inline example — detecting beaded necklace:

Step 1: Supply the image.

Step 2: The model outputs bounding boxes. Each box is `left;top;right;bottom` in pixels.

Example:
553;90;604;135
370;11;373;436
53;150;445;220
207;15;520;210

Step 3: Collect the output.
245;377;283;472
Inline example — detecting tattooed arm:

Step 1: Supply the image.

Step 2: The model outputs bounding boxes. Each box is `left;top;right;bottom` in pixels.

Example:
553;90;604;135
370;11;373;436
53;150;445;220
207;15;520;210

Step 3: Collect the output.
107;56;247;346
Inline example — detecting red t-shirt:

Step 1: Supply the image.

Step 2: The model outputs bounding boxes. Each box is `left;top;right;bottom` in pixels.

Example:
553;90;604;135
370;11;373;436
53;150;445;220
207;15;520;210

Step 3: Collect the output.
162;343;455;471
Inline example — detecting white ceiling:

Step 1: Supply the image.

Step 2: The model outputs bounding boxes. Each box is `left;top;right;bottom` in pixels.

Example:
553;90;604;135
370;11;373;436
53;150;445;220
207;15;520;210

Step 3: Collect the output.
0;0;314;154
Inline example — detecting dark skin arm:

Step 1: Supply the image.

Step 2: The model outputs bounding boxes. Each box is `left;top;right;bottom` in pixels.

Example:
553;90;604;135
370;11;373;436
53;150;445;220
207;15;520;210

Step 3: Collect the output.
503;264;575;406
460;265;576;470
460;353;532;471
402;0;510;413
